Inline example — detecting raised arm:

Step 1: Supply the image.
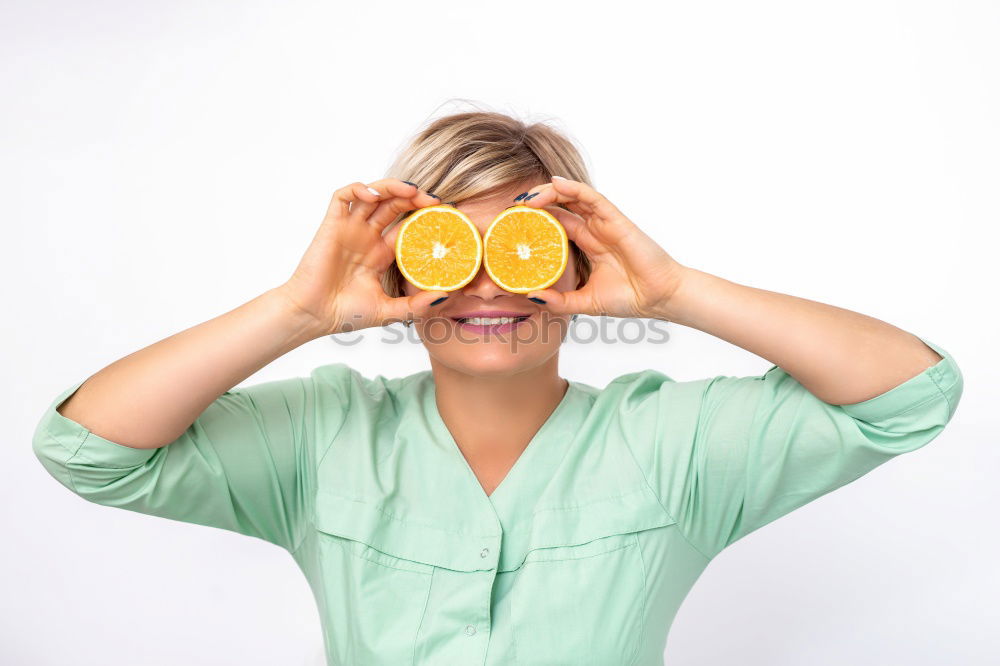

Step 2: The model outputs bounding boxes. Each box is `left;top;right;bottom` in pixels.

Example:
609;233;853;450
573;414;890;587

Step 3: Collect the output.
57;178;448;449
519;176;962;559
56;287;322;449
517;175;943;395
33;179;449;550
648;266;943;405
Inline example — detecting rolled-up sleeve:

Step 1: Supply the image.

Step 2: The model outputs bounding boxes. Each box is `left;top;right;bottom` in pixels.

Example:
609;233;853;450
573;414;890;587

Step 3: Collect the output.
32;372;335;552
612;336;964;561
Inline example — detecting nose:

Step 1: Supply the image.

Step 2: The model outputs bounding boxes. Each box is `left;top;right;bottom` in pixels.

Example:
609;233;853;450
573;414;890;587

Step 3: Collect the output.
459;262;513;300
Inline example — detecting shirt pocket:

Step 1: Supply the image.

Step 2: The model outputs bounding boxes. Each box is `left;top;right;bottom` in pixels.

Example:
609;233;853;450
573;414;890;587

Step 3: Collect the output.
312;493;437;665
505;485;676;666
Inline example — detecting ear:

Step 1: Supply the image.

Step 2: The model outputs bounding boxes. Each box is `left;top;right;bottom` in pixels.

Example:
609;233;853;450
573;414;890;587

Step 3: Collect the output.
571;242;587;290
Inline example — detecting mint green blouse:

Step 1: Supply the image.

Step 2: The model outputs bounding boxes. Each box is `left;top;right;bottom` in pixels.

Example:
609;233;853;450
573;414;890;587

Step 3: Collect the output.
32;336;963;665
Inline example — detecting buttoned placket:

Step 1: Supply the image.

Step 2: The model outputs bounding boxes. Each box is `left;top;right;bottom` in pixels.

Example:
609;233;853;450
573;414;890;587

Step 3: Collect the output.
415;509;501;664
460;513;501;655
418;373;584;664
404;473;503;665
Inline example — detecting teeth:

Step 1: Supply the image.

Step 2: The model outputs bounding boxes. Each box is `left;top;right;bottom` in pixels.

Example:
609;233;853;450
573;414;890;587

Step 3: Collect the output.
461;316;525;325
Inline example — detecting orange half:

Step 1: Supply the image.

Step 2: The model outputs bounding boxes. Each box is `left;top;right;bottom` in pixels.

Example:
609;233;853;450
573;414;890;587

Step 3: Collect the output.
394;205;483;291
483;205;568;293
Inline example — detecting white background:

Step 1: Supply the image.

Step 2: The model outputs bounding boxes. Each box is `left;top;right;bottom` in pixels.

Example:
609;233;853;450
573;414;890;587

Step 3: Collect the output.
3;1;997;664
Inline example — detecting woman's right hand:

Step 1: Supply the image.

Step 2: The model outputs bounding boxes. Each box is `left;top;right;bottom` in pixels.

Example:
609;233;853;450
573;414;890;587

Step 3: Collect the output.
278;179;450;336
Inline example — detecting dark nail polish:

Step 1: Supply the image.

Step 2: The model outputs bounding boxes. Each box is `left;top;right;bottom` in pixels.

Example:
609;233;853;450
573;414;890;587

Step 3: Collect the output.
430;296;448;306
402;180;419;187
529;297;546;304
514;192;529;201
427;192;441;199
525;192;540;201
445;201;458;207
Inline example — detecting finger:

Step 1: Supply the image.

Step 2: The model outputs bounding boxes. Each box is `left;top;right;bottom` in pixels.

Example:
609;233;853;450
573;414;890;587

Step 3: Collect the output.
379;216;413;258
367;181;441;230
347;182;390;222
523;283;595;317
375;289;452;327
365;218;419;277
520;183;590;215
325;181;372;221
544;208;607;259
368;191;432;233
363;232;397;274
326;181;386;225
347;179;439;223
559;198;596;218
523;177;624;226
541;190;595;218
381;216;401;245
369;200;424;233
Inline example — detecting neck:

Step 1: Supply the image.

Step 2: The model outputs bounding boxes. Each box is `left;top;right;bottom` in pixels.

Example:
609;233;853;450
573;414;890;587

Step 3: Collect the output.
430;356;568;460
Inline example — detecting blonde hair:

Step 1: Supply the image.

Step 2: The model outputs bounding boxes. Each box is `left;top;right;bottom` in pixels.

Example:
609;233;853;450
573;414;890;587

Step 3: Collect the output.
380;104;594;298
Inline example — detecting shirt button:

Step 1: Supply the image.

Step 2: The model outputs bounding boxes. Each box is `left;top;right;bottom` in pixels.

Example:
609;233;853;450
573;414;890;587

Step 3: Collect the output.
465;624;477;636
480;548;489;558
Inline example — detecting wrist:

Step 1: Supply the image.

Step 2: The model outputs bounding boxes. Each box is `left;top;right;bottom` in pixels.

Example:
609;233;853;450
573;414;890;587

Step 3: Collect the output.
265;286;328;346
645;265;718;327
642;263;694;322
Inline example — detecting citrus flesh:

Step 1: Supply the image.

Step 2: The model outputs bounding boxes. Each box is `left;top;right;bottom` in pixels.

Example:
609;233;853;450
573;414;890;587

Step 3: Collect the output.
482;205;568;293
394;206;483;291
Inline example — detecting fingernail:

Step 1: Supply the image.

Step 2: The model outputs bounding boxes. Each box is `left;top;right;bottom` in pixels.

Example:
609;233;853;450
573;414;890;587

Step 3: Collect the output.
402;180;419;187
366;186;381;196
525;192;540;200
514;192;529;201
430;296;448;306
552;175;567;180
529;297;546;304
427;192;441;199
445;201;458;207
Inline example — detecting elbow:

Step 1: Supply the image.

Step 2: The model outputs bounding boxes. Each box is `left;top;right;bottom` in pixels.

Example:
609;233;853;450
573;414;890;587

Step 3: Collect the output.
32;417;158;503
32;426;81;494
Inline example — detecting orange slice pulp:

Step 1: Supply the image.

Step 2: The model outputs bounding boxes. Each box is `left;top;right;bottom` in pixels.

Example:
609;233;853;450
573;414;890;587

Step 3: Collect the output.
482;205;568;293
394;205;483;291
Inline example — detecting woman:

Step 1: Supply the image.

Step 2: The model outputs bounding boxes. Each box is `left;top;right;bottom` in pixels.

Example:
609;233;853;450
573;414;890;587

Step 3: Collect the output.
33;111;963;665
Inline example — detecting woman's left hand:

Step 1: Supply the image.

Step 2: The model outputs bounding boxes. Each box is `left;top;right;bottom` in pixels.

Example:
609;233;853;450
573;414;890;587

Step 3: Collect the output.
521;177;687;320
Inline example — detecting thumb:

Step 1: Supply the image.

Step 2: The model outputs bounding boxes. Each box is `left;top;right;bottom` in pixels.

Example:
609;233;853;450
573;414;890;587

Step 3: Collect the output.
524;287;587;317
380;289;451;325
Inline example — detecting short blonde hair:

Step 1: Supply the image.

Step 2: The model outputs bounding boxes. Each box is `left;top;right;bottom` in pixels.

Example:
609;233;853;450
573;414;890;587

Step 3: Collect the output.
381;105;594;298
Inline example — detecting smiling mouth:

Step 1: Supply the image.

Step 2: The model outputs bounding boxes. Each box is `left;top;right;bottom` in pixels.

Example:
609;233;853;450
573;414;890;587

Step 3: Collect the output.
451;315;532;324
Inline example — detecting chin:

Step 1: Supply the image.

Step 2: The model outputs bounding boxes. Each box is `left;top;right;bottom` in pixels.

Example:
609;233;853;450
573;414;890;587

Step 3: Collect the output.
432;345;552;378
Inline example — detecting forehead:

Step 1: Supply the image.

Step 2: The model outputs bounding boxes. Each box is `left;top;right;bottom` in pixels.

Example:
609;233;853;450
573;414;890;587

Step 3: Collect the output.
456;182;544;234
